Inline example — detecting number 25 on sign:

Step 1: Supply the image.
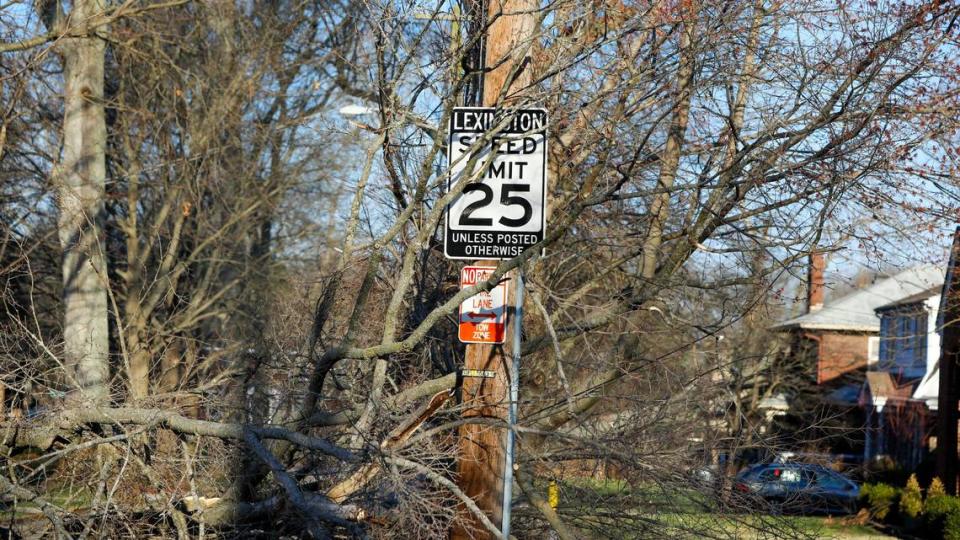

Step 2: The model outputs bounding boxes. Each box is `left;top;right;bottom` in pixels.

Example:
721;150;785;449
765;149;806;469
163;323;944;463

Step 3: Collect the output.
458;266;508;344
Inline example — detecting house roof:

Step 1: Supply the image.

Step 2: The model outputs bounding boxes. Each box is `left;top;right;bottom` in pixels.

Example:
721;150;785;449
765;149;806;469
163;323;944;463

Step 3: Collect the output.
773;265;945;332
875;286;941;312
864;371;913;399
861;371;918;411
758;393;790;411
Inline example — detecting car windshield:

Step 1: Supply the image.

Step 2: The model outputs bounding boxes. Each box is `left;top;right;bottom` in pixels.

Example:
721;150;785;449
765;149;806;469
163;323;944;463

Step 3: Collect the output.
736;464;767;480
813;468;853;490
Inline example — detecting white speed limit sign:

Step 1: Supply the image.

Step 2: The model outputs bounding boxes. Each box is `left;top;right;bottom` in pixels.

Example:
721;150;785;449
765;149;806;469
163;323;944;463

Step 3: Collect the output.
444;107;547;260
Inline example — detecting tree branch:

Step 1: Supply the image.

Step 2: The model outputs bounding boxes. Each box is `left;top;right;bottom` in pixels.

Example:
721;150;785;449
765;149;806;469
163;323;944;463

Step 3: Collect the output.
0;408;358;462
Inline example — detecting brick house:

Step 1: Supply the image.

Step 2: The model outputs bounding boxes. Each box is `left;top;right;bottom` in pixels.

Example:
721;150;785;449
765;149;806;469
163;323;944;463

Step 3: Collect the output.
773;256;943;387
770;256;943;458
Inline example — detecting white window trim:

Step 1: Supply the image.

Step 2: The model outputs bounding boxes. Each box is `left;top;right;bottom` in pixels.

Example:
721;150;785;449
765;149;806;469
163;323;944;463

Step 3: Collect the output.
867;336;879;365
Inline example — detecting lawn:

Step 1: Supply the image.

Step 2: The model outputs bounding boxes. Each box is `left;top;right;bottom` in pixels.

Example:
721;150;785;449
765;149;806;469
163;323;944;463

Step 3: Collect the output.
558;511;894;539
551;479;894;539
787;517;894;539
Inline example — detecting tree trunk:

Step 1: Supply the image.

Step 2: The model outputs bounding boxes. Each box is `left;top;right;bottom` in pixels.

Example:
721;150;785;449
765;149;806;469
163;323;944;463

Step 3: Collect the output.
639;5;698;279
56;0;109;404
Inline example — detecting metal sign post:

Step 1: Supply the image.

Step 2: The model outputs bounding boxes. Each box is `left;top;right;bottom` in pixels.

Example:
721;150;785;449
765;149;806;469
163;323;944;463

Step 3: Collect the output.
501;270;523;538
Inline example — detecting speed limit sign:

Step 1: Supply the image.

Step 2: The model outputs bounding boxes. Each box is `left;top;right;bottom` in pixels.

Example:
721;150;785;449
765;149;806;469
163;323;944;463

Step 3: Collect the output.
444;107;547;260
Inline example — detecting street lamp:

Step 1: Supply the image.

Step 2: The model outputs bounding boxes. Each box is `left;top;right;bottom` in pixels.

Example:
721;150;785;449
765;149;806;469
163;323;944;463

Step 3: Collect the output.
338;103;375;117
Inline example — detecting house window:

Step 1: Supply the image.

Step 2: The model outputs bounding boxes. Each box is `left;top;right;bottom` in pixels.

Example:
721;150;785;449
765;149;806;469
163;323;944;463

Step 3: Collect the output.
879;308;927;374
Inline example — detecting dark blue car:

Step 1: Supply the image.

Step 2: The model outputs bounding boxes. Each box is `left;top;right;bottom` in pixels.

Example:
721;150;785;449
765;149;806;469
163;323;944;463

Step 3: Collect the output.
734;463;860;515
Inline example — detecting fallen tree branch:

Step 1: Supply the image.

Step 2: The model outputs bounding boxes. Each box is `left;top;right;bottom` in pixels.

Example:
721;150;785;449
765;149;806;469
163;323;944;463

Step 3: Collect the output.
327;390;451;503
386;456;504;540
0;421;62;451
307;372;457;427
187;495;281;527
243;429;363;538
19;425;154;485
0;475;72;539
1;408;356;462
65;408;357;461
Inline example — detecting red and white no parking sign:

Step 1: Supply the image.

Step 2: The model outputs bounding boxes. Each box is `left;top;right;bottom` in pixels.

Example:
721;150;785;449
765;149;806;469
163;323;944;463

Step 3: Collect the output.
458;266;508;344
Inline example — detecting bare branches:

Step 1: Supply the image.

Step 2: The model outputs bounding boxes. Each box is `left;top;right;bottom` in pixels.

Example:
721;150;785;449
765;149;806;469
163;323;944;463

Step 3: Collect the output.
0;475;71;539
3;0;960;537
10;407;358;462
243;429;363;537
387;456;504;540
0;0;193;53
515;468;580;540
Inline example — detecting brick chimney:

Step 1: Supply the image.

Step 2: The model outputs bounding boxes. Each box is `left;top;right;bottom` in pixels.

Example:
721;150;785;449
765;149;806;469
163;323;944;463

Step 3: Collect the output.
808;252;825;312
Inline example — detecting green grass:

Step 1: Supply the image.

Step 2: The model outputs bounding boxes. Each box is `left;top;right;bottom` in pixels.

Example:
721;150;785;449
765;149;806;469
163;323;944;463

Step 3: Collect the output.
561;477;631;495
788;516;892;538
557;478;711;513
549;478;892;539
563;512;891;539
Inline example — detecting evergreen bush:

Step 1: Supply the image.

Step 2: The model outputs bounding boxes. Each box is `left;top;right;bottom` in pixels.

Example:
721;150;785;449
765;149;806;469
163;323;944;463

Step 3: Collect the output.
945;508;960;540
929;477;947;499
861;482;899;520
900;474;923;518
924;494;960;538
925;495;960;519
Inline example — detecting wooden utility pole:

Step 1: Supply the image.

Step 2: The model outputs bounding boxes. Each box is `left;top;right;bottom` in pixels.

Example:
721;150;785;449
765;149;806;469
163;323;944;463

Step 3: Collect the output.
452;1;537;538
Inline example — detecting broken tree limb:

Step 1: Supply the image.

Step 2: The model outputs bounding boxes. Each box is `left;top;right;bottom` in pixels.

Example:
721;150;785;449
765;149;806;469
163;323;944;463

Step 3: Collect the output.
62;408;356;461
1;407;356;462
327;390;451;503
0;421;63;452
306;372;457;428
186;495;281;527
243;429;363;539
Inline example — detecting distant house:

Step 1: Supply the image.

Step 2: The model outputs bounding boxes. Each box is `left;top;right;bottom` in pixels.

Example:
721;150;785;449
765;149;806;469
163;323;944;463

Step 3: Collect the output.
862;287;943;469
773;255;943;387
772;256;943;462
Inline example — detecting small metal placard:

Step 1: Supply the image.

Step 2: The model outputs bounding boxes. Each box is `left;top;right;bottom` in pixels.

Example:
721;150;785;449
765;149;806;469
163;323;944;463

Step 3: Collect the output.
461;369;497;378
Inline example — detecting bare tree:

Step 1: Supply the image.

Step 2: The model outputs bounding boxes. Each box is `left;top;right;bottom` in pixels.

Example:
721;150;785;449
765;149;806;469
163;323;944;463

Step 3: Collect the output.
50;0;109;403
1;0;960;538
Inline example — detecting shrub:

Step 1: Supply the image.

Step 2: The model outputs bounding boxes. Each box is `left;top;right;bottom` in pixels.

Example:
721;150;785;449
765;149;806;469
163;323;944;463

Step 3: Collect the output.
900;474;923;518
946;508;960;540
930;477;947;499
925;495;960;538
861;482;899;520
926;495;960;519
